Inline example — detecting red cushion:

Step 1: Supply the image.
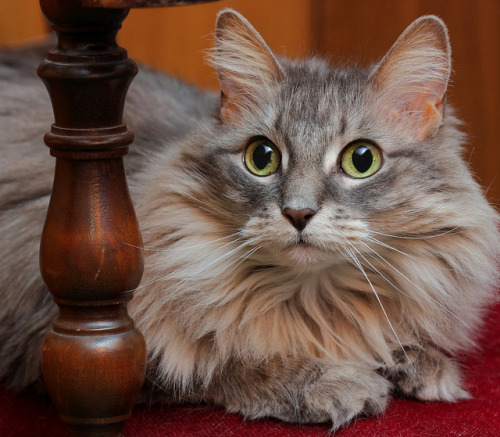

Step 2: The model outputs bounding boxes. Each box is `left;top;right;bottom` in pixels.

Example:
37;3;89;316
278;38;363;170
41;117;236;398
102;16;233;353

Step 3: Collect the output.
1;301;499;437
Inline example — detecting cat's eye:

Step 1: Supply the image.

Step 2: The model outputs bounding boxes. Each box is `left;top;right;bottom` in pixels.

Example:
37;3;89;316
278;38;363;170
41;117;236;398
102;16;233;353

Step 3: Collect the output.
340;141;382;178
244;138;281;176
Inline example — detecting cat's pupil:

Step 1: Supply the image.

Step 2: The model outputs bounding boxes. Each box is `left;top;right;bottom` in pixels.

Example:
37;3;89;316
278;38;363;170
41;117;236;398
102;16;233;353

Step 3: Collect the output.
352;146;373;173
253;143;273;170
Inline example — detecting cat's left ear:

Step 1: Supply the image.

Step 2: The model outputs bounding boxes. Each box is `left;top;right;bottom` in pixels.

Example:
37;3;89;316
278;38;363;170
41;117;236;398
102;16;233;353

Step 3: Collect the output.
214;9;285;123
369;16;451;140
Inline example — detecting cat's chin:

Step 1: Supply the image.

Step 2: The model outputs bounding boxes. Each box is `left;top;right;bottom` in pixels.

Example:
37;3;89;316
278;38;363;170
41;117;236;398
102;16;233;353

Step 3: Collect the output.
282;242;332;270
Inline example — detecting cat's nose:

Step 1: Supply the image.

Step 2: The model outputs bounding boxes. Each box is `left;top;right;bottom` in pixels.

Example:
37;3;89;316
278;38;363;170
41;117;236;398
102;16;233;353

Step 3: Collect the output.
282;207;317;232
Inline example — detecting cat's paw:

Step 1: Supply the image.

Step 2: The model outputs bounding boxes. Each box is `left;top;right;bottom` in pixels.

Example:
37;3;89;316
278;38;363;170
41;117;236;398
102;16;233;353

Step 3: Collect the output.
210;357;391;429
381;346;471;402
298;362;392;430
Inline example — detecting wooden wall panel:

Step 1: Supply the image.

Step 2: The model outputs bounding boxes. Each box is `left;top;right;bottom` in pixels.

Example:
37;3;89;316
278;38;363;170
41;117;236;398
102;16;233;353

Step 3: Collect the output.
119;0;314;89
0;1;47;47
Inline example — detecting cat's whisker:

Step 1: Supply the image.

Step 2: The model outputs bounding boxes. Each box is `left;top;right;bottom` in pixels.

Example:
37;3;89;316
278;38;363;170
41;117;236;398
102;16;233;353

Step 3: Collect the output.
369;227;460;240
351;240;459;329
483;175;497;197
365;236;455;272
163;246;262;310
343;243;410;363
168;239;250;281
467;147;475;165
122;231;242;253
157;239;255;301
345;244;417;371
362;198;454;227
349;244;412;300
205;245;264;307
130;237;248;292
294;264;308;280
357;241;471;329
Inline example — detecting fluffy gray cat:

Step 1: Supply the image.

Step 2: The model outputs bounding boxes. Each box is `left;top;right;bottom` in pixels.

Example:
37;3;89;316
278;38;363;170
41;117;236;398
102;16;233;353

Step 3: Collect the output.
0;9;499;430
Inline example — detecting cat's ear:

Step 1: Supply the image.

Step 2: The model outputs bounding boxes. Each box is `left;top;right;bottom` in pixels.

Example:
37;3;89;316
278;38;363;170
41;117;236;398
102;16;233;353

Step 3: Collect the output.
214;9;285;123
369;16;451;140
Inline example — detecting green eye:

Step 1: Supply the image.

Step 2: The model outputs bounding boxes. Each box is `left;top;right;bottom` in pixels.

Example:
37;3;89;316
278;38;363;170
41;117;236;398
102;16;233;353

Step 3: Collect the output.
244;139;281;176
340;141;382;178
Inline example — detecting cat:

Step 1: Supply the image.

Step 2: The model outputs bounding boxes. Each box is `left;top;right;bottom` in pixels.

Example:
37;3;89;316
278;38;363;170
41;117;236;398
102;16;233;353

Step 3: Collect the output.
0;9;499;431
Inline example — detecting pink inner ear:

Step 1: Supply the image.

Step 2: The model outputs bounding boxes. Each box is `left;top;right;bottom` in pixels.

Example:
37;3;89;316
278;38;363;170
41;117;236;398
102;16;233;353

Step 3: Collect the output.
219;75;240;123
386;78;447;141
215;11;285;124
219;74;261;123
219;78;246;123
407;83;446;140
220;90;241;123
412;78;447;115
371;17;451;141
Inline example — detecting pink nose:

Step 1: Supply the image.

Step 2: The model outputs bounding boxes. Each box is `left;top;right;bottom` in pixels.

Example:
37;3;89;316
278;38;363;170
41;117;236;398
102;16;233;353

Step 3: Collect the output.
282;207;317;232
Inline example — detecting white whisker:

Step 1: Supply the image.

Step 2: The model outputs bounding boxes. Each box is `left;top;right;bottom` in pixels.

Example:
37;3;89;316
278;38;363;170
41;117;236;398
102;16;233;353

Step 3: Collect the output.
206;244;264;305
123;232;242;252
369;227;459;240
365;236;454;271
484;175;497;197
159;239;257;303
130;237;248;292
357;241;471;329
343;243;409;362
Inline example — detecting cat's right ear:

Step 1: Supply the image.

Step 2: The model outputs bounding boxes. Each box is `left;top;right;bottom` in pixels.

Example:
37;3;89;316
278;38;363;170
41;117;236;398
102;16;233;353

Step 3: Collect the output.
369;16;451;141
213;9;285;123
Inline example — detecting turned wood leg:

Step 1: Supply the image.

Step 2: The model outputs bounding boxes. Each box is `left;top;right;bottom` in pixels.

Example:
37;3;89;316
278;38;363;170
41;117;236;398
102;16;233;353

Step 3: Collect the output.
38;1;146;435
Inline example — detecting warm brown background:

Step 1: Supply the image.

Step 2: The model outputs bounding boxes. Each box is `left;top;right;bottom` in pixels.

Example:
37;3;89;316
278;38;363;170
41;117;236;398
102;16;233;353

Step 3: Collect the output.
1;0;498;206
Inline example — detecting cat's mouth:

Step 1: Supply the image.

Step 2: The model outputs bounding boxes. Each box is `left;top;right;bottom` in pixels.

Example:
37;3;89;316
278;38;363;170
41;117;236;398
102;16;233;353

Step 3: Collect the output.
286;232;325;249
283;238;325;266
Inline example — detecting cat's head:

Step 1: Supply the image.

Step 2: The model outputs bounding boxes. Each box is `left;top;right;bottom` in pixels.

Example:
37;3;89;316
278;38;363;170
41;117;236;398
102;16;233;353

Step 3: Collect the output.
185;10;472;271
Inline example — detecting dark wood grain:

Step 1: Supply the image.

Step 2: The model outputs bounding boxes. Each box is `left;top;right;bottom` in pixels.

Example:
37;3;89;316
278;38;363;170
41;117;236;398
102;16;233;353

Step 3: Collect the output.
38;0;146;435
82;0;219;8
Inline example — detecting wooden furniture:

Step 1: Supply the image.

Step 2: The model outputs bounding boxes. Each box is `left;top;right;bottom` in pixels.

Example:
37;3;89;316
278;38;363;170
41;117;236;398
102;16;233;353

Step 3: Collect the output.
37;1;218;435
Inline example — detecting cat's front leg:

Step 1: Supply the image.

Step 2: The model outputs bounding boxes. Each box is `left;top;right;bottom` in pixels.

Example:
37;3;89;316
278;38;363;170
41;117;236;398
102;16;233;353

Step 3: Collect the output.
206;356;392;429
380;345;470;401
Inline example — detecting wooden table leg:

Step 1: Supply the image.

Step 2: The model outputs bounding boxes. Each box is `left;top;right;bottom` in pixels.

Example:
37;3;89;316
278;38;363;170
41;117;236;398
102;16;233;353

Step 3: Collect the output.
37;1;146;435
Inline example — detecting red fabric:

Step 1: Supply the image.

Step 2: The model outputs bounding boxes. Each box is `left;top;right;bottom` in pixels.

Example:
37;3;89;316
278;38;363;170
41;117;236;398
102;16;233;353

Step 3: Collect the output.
1;302;499;437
